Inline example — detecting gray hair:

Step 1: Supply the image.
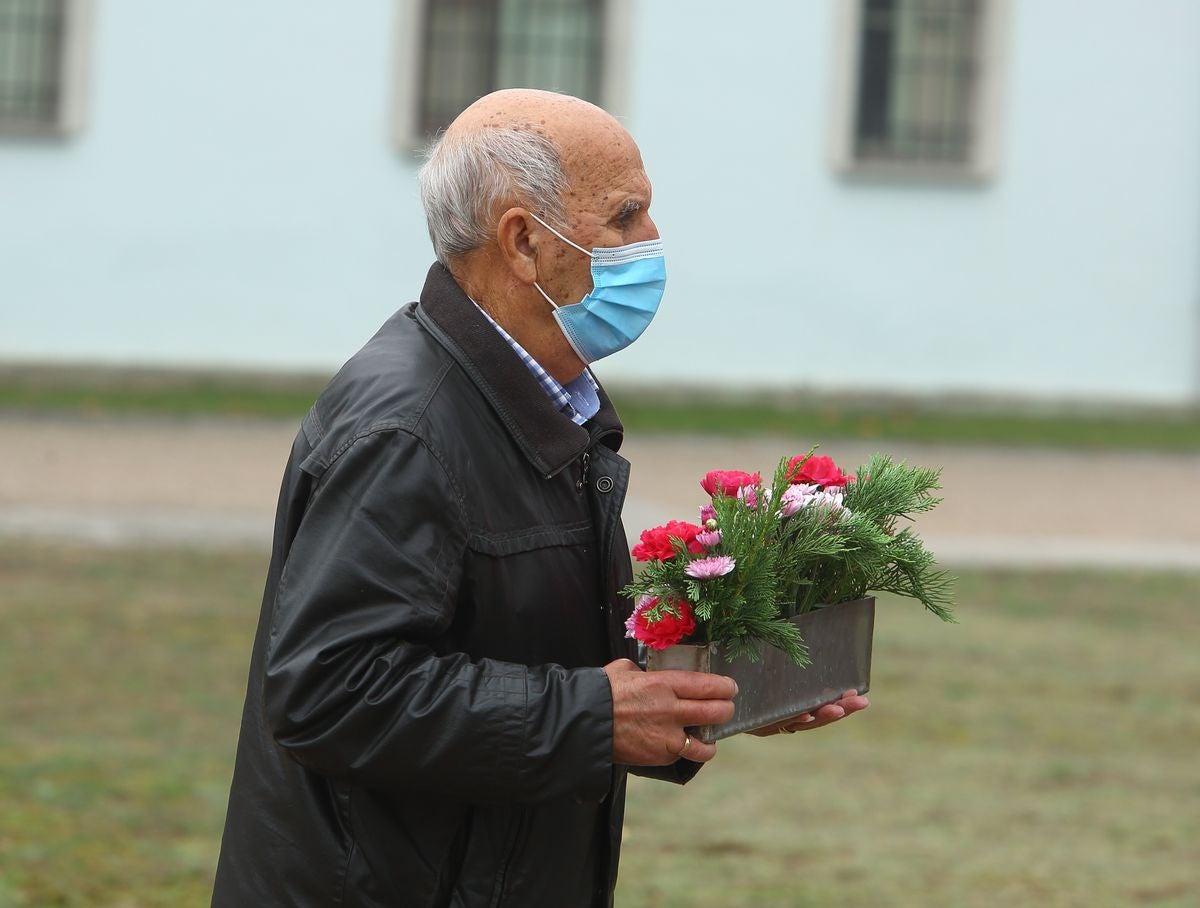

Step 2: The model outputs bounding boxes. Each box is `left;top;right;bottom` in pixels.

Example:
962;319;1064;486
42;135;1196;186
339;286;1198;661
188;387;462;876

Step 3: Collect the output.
418;126;569;266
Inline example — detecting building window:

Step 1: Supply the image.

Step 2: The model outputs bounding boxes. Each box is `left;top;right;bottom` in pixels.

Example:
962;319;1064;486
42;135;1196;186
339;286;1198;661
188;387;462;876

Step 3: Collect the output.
832;0;1008;178
392;0;629;150
0;0;91;138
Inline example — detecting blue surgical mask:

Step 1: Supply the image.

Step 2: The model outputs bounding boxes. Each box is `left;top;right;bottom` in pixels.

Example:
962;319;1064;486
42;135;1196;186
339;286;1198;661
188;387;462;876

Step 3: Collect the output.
529;212;666;364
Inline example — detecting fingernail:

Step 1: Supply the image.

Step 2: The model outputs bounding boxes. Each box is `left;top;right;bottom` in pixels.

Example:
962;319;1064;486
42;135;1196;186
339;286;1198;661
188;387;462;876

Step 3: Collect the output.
731;680;739;697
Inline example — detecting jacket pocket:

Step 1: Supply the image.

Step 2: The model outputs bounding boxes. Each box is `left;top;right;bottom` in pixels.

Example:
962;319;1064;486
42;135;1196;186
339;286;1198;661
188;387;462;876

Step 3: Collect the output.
466;520;593;557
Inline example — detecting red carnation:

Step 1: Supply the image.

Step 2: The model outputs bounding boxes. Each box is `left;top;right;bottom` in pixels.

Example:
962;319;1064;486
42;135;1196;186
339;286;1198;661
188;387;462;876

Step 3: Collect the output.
700;469;761;497
786;454;850;488
631;520;706;562
631;599;697;650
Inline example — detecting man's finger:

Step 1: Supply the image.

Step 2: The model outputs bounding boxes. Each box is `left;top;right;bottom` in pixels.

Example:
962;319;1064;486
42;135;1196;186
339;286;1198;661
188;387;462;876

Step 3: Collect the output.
669;735;717;763
603;658;641;675
674;697;736;727
655;670;738;701
683;740;718;763
814;703;846;721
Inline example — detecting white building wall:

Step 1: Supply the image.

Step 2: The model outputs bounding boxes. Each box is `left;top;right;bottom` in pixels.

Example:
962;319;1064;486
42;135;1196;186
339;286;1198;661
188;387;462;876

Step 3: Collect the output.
621;0;1200;402
2;0;1198;403
1;0;425;370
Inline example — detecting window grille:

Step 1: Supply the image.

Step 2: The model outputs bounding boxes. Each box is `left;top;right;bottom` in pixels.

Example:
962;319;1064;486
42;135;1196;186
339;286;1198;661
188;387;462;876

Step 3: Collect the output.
0;0;67;133
853;0;984;167
418;0;605;138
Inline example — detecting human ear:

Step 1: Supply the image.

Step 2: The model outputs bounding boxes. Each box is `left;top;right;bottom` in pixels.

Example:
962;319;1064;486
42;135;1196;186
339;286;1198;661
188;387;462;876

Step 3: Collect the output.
495;208;539;285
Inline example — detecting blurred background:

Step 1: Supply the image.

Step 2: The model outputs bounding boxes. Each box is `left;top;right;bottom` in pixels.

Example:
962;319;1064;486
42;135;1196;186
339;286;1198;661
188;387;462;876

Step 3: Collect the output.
1;1;1197;906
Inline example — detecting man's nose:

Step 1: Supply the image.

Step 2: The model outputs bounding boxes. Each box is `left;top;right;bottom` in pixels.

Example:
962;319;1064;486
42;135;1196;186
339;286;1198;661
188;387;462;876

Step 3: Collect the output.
641;214;660;243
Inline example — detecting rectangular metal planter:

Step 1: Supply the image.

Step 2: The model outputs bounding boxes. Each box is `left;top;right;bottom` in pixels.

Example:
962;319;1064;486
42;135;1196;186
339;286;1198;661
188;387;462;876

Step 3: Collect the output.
645;596;875;743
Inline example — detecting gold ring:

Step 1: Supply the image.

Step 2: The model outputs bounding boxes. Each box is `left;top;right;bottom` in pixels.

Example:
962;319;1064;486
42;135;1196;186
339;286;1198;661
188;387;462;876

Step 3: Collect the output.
669;734;692;756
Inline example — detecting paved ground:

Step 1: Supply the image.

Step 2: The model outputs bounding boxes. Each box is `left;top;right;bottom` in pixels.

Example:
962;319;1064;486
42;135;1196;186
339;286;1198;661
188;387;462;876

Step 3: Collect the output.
2;414;1198;569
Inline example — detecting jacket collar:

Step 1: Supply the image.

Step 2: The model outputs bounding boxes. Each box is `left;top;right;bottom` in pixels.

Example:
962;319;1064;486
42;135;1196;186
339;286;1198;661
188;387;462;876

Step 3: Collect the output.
415;262;624;479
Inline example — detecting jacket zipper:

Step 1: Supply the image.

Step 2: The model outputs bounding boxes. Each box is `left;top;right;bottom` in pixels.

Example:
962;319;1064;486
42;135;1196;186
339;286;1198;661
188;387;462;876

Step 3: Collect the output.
576;451;590;492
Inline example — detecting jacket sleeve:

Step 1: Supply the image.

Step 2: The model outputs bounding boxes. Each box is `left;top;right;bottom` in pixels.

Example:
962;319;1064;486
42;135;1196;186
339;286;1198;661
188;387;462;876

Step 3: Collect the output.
630;761;702;785
261;428;614;804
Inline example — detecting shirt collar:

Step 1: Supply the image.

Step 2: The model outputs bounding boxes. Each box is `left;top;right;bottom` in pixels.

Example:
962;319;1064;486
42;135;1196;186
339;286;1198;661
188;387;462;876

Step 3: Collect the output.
414;263;623;479
470;300;601;426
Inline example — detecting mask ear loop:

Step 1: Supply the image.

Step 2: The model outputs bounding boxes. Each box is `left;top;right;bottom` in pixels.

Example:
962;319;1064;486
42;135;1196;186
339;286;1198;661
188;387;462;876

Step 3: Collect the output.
533;281;561;310
528;211;596;311
527;211;594;258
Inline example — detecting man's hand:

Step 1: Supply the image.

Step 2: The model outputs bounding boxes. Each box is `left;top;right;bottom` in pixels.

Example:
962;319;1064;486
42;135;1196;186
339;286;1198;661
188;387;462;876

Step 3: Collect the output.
603;659;737;766
747;689;869;737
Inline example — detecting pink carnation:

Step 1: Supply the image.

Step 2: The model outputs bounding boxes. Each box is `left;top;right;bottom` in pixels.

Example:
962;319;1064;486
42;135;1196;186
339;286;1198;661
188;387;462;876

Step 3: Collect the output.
625;595;655;637
813;489;851;517
780;483;819;517
738;485;760;509
684;555;736;580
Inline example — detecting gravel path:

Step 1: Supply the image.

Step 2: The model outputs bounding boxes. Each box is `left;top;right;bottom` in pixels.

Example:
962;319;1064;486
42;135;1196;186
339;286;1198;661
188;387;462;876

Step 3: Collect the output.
3;415;1197;569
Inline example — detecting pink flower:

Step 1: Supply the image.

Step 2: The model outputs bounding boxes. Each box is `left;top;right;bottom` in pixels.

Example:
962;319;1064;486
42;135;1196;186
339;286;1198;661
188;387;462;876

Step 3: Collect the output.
625;594;656;637
780;483;819;517
696;529;722;548
779;483;852;519
737;485;759;509
701;470;760;497
813;489;851;517
684;555;736;580
699;504;717;523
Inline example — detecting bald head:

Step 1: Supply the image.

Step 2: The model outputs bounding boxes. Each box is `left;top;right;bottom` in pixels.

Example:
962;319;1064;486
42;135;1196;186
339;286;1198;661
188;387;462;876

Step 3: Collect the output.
445;88;608;137
446;88;629;171
419;90;641;265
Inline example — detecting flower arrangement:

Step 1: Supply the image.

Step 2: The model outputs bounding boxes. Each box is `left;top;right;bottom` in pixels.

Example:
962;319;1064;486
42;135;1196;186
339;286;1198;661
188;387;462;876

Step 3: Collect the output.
622;451;955;666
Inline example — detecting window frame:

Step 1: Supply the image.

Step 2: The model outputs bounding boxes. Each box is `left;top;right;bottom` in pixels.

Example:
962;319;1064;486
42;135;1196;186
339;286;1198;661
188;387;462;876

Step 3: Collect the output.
389;0;630;153
0;0;94;139
829;0;1010;181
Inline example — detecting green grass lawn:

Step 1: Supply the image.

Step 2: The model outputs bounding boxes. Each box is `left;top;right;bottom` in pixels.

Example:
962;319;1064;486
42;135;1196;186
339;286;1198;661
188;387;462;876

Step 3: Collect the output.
1;545;1197;907
2;367;1198;452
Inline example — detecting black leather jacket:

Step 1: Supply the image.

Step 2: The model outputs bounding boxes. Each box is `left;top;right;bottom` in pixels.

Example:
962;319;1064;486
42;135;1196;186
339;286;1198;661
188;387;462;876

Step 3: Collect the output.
211;264;695;907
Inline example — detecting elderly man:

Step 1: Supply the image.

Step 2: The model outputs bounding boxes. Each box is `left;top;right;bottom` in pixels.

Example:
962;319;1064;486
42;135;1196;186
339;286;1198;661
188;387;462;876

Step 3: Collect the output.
211;89;865;907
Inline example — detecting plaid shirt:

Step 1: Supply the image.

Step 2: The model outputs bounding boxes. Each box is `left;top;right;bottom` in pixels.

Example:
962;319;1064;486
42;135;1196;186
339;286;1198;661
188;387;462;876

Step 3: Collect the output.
473;303;600;426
